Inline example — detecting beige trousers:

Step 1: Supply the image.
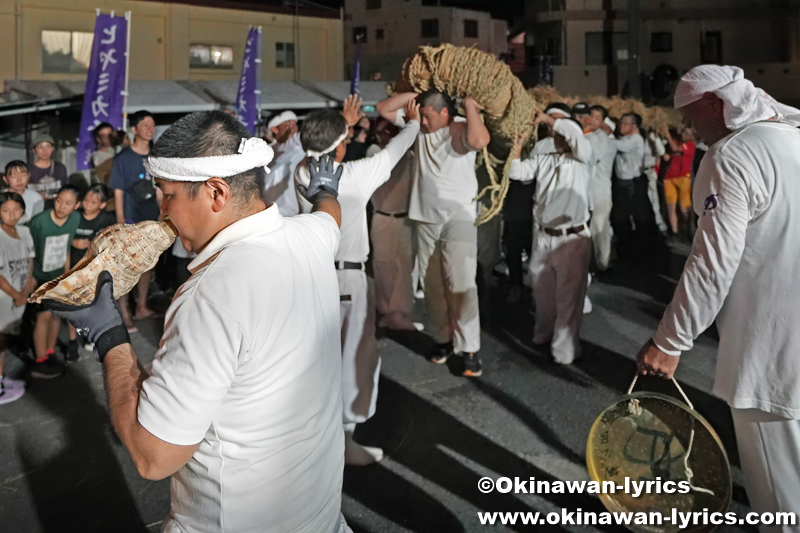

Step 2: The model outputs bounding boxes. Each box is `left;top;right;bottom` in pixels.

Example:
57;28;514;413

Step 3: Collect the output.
370;213;417;329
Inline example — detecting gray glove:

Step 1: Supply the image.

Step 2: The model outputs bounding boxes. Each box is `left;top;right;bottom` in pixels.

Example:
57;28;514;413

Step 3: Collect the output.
298;154;343;201
44;271;130;362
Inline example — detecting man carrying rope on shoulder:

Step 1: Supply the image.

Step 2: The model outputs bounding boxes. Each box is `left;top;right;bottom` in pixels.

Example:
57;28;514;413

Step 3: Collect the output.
638;65;800;528
377;90;490;377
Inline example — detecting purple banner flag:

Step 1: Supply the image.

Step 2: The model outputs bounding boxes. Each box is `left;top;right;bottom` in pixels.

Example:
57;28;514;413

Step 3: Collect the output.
350;42;361;97
237;27;262;135
77;13;128;171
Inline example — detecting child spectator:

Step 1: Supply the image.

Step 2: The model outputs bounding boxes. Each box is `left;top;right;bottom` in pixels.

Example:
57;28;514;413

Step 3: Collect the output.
29;133;68;203
0;192;35;403
3;161;44;225
28;185;81;378
66;184;115;359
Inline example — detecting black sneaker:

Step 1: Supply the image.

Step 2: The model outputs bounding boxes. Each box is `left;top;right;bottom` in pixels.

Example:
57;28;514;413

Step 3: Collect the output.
66;340;80;362
430;342;453;364
31;357;65;379
463;352;483;377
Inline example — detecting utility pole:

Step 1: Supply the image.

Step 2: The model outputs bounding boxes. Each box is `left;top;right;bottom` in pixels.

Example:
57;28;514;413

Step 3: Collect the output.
627;0;641;98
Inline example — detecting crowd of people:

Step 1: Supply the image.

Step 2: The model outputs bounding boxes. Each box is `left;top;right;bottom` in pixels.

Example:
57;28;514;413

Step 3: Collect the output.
1;63;798;532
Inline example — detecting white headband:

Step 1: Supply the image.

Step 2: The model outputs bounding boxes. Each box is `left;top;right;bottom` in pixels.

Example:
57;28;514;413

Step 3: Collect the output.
305;127;348;159
604;117;616;132
268;111;298;130
145;137;273;182
546;108;569;117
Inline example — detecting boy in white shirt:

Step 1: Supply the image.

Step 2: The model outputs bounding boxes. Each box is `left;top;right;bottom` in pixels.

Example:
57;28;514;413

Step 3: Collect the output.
3;161;44;225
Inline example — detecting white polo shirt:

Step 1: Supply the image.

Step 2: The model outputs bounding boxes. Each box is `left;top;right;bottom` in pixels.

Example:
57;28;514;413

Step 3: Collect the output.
137;205;345;533
610;133;645;181
295;120;420;264
264;133;305;216
395;109;478;225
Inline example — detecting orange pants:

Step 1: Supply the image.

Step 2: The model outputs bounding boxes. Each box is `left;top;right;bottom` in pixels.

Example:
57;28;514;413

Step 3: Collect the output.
664;175;692;208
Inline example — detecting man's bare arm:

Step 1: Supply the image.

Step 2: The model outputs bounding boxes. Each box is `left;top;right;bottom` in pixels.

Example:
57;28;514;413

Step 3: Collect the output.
311;191;341;228
104;344;200;480
461;97;491;152
114;189;125;225
376;92;418;124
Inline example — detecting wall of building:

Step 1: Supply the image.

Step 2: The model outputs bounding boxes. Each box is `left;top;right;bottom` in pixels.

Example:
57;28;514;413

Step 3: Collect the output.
0;0;344;87
344;0;507;83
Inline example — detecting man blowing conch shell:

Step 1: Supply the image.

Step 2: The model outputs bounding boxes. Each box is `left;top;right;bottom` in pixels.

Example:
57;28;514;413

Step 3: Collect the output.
47;111;353;533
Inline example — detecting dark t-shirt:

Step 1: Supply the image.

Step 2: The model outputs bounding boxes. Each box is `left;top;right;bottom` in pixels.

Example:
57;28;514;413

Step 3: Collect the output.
70;210;116;266
29;210;81;283
29;161;68;200
108;147;160;223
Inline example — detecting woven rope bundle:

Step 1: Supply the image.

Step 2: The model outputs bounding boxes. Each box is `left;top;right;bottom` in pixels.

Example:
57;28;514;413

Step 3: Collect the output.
398;44;544;225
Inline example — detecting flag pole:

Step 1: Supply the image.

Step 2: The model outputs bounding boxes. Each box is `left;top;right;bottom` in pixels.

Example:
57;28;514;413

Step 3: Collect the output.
122;11;132;130
255;26;263;135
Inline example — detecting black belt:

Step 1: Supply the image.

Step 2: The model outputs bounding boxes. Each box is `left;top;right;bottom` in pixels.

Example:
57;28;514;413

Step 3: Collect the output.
375;209;408;218
334;261;364;271
542;224;586;237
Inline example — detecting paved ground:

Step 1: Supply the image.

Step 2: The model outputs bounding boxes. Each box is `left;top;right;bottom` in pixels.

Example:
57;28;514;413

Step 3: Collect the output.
0;241;755;532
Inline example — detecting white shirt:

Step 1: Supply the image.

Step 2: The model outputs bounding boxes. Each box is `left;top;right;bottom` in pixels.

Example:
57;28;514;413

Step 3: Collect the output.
644;133;666;170
396;109;478;224
610;133;645;180
264;133;305;216
509;119;594;229
296;121;420;264
597;132;617;183
19;187;44;226
532;136;555;156
653;122;800;419
137;206;345;533
0;226;34;332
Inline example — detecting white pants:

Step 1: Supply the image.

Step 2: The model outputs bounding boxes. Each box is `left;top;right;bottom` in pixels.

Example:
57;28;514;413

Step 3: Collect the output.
731;407;800;532
416;205;481;353
590;178;613;271
645;169;667;233
529;228;591;363
338;269;380;425
370;213;417;328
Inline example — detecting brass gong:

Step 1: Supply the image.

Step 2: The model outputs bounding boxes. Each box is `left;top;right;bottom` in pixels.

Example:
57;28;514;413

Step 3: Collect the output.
586;378;732;533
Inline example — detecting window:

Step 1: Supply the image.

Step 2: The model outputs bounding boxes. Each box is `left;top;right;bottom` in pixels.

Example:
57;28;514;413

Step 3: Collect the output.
367;0;381;8
41;30;94;74
650;32;672;53
585;32;628;66
464;19;478;39
353;26;368;44
421;19;439;38
275;42;295;68
421;0;438;5
376;28;385;40
702;31;722;64
189;44;234;69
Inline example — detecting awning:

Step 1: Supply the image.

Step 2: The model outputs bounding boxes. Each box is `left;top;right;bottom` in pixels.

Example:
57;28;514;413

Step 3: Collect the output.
0;79;392;117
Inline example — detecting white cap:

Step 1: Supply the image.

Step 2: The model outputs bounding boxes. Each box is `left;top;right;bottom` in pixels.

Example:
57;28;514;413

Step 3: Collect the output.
267;111;298;130
604;117;616;132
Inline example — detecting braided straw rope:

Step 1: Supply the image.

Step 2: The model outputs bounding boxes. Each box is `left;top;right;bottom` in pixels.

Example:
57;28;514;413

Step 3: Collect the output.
398;44;544;225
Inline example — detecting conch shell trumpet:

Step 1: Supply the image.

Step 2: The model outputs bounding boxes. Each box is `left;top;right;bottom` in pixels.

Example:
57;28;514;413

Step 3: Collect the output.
30;220;177;306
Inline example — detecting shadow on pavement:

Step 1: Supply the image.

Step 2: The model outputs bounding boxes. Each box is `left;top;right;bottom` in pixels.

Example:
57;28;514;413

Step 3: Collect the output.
15;369;149;532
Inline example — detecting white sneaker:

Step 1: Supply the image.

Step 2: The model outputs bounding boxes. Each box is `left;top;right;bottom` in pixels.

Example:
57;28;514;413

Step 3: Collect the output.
414;289;424;299
583;296;593;314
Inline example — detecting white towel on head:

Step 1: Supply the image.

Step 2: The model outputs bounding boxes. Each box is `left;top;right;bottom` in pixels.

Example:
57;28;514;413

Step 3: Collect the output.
674;65;800;130
145;137;273;182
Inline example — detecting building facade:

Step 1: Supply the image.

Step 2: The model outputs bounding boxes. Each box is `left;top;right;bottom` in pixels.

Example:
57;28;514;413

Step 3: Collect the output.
0;0;344;89
343;0;508;83
522;0;800;106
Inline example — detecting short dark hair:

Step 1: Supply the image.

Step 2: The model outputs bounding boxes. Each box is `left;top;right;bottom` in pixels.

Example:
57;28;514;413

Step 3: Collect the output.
130;110;155;129
152;111;265;210
0;191;25;214
4;160;28;177
590;105;609;120
417;89;456;118
622;112;643;129
418;90;456;118
86;183;109;203
300;109;348;156
93;121;114;141
572;102;591;116
545;102;572;115
57;184;82;202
